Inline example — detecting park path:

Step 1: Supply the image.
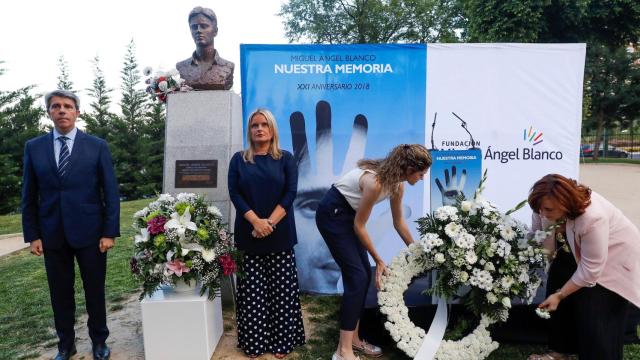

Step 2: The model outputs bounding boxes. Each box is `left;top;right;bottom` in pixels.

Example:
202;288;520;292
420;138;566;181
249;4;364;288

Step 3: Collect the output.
0;233;26;257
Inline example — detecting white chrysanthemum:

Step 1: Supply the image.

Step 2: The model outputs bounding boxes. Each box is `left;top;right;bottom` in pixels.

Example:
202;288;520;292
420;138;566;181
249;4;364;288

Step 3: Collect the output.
500;276;514;289
176;192;196;202
499;225;516;241
435;205;459;221
496;240;511;258
445;222;463;238
158;193;175;203
454;232;476;249
470;268;493;291
207;205;223;218
465;251;478;264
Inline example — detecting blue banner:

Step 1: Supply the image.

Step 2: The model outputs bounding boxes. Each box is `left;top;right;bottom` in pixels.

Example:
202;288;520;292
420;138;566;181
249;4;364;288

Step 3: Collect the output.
430;149;483;210
240;44;426;293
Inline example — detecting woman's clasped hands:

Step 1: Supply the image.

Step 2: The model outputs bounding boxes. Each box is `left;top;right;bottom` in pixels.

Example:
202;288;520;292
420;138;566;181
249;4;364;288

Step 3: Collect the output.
252;218;274;238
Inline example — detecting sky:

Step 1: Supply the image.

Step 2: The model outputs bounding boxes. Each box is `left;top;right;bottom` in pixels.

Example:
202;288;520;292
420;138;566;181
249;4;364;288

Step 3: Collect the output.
0;0;290;110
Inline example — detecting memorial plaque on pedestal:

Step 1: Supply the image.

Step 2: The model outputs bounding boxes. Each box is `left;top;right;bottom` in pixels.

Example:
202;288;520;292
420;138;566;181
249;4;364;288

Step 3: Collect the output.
175;160;218;188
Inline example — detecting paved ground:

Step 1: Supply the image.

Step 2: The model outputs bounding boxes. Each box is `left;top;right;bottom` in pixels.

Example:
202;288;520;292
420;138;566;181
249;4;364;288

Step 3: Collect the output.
578;163;640;226
0;233;26;257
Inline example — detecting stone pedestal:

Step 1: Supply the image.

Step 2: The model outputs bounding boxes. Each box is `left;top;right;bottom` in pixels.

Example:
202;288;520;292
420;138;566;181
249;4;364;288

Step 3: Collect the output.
163;90;243;305
163;90;243;225
140;289;223;360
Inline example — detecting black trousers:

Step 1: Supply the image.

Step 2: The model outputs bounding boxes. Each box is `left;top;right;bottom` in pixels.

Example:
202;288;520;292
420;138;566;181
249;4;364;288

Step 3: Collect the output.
316;186;372;331
547;250;628;360
44;240;109;351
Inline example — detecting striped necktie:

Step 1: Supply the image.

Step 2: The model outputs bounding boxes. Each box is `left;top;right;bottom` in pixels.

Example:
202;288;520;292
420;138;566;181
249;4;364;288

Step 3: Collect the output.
57;136;70;177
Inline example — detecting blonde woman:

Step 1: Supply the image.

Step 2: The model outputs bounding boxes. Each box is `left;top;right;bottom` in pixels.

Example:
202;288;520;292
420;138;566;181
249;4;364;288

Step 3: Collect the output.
228;109;305;358
315;144;432;360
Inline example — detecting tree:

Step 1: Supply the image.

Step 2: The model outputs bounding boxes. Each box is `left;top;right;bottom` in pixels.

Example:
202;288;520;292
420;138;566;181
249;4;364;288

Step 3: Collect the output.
56;55;74;91
461;0;547;42
81;56;115;140
0;62;45;213
137;102;166;196
585;44;640;159
279;0;463;44
460;0;640;159
113;40;149;200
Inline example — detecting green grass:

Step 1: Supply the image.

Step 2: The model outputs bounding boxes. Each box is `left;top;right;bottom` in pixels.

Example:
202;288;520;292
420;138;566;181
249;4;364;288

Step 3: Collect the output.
580;157;640;165
0;212;22;235
0;198;148;360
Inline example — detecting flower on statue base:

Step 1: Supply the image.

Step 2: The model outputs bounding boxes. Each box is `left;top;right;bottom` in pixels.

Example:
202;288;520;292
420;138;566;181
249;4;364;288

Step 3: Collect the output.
130;193;240;301
201;248;216;263
134;228;150;244
144;67;190;103
147;216;167;235
218;253;237;276
165;208;197;240
165;260;190;277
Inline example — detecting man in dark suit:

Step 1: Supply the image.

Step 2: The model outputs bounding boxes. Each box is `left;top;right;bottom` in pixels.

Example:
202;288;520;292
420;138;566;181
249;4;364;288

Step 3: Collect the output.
21;89;119;360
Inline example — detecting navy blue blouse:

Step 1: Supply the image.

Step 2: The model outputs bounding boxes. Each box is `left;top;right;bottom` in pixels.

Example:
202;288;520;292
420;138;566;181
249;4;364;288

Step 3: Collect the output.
228;150;298;255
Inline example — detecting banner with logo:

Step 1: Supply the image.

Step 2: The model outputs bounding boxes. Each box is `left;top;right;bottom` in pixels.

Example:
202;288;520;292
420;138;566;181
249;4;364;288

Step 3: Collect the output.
424;44;586;225
240;44;427;294
429;149;483;211
240;43;585;294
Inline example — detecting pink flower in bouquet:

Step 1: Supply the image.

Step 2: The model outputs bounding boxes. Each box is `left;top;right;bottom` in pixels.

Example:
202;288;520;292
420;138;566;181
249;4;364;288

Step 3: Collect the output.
165;260;190;277
218;254;237;276
147;216;167;235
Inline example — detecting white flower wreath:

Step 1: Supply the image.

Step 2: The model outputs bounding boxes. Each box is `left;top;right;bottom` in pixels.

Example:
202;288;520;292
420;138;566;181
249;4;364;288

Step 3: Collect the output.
378;173;548;359
379;242;500;359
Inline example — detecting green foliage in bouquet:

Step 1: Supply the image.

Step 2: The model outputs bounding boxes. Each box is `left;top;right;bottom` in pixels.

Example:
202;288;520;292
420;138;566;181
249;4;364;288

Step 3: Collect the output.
130;193;242;300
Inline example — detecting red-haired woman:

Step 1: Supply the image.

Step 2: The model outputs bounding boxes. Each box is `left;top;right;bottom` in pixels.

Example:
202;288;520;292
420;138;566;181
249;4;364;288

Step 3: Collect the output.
527;174;640;360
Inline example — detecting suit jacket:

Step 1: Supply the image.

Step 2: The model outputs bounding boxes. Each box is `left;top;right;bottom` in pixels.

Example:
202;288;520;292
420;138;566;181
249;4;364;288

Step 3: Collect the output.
532;191;640;308
21;130;120;249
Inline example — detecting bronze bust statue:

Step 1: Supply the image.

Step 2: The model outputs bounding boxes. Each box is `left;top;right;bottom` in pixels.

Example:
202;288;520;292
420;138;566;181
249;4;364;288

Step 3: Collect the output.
176;7;234;90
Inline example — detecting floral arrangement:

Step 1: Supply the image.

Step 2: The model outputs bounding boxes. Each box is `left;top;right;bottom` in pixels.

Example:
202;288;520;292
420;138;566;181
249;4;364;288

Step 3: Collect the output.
143;67;190;103
130;193;241;300
378;172;548;358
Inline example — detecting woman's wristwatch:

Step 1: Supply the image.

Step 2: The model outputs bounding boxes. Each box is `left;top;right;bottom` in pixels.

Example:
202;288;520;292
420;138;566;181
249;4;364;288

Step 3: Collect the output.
267;219;276;229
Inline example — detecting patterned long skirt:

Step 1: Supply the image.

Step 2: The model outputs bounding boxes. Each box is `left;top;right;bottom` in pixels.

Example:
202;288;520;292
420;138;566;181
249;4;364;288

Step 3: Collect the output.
236;249;306;357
